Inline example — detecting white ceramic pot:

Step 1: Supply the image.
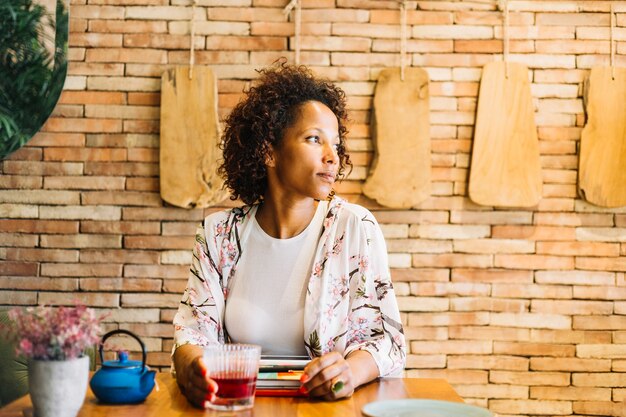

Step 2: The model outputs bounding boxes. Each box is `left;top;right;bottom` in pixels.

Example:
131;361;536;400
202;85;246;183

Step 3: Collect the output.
28;356;89;417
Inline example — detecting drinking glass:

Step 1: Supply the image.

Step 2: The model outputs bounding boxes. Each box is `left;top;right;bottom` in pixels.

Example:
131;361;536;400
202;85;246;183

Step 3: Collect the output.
203;344;261;411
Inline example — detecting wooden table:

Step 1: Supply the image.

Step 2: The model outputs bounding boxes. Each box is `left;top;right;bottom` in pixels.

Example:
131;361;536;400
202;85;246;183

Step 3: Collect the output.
0;373;463;417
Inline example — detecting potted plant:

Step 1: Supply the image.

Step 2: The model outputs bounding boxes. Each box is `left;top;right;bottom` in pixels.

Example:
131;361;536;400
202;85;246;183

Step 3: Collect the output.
5;304;103;417
0;0;69;160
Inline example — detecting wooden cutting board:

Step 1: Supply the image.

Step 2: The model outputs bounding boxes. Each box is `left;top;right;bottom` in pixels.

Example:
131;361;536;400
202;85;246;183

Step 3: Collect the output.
578;66;626;208
468;61;542;207
362;67;431;208
160;66;227;209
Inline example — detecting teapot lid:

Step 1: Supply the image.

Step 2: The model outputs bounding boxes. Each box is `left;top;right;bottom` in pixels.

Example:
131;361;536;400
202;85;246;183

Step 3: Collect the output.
103;351;142;369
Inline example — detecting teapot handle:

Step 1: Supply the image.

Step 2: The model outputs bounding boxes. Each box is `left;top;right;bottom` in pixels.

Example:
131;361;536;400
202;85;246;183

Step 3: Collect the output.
99;329;147;370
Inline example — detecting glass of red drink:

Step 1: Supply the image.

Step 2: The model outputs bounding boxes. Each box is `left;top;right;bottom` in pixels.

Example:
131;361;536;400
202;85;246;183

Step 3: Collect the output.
203;344;261;411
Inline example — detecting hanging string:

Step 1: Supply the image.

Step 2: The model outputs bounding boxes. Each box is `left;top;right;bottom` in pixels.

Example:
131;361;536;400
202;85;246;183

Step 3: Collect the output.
284;0;301;65
189;0;197;79
502;0;510;78
610;2;615;80
400;1;407;81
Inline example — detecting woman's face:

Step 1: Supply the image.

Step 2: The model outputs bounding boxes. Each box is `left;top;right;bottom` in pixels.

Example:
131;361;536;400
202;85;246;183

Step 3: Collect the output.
266;100;340;201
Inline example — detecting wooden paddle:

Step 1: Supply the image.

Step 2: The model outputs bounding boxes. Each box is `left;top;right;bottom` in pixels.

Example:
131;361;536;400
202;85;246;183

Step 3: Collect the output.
468;61;542;208
362;67;431;208
159;66;227;209
578;66;626;208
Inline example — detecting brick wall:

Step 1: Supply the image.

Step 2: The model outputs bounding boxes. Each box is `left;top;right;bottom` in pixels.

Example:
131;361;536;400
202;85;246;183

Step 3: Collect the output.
1;0;625;415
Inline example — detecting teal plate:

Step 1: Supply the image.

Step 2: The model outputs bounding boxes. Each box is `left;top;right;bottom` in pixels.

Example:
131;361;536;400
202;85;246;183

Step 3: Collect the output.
362;399;493;417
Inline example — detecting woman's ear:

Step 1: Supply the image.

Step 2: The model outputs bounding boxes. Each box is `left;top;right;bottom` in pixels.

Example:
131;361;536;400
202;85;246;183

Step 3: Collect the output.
265;145;276;168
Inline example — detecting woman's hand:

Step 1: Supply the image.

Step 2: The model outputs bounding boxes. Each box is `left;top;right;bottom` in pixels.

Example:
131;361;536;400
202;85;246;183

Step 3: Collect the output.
300;351;354;400
300;350;380;401
173;344;218;408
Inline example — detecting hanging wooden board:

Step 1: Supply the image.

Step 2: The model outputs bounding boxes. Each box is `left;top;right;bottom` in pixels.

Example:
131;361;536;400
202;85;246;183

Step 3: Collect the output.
160;66;227;209
362;67;431;208
578;66;626;208
468;61;542;207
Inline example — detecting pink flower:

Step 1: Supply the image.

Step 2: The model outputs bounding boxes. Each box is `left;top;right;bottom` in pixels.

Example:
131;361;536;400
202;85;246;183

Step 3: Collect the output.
5;304;105;361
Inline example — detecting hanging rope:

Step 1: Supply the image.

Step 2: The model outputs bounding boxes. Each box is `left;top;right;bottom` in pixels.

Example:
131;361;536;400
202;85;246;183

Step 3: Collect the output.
400;1;407;81
189;0;197;79
284;0;301;65
502;0;510;78
610;2;615;80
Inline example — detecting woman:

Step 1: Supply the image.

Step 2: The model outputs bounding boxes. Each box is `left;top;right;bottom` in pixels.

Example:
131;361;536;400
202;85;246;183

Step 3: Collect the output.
173;62;406;408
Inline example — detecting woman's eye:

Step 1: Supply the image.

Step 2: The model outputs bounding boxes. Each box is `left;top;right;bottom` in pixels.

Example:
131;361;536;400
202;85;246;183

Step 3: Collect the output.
306;136;320;143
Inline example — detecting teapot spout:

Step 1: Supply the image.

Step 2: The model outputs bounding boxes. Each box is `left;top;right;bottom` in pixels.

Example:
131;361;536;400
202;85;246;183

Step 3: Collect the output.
141;370;157;396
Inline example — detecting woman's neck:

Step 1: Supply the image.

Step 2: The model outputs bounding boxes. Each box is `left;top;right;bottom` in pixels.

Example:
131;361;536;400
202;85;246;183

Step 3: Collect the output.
255;193;318;239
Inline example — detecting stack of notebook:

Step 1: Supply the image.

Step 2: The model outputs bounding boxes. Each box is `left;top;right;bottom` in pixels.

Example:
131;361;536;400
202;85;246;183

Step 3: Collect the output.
256;355;309;396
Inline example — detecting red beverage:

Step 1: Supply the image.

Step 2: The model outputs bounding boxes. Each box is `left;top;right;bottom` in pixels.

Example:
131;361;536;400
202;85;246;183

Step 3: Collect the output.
212;375;257;399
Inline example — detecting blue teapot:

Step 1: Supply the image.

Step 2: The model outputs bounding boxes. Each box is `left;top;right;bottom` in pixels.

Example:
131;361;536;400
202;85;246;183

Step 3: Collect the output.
90;329;156;404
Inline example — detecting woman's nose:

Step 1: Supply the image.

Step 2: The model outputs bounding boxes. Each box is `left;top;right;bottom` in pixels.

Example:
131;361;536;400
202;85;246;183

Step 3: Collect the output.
324;143;339;165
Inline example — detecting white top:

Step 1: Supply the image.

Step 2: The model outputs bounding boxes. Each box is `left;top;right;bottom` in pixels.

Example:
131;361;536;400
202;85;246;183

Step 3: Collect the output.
224;201;327;355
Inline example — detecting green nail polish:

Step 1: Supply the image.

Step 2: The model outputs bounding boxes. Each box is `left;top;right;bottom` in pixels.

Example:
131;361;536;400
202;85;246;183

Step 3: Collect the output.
331;380;344;393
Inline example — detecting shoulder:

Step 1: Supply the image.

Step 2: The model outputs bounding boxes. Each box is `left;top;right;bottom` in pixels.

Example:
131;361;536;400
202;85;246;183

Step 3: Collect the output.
202;204;257;237
330;197;379;227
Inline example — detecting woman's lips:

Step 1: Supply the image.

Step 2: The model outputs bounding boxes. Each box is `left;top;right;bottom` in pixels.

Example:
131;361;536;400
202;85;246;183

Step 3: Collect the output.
317;172;336;183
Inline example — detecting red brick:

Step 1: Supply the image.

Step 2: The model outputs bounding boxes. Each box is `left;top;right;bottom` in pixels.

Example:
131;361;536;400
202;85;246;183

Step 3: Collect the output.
40;234;121;249
121;293;181;308
0;233;39;247
2;161;83;176
452;269;533;283
85;48;167;64
123;207;204;221
123;236;193;250
89;20;167;33
5;147;42;161
128;93;160;106
574;316;626;330
0;220;78;234
0;291;37;305
126;178;159;191
448;355;529;371
43;118;122;133
449;326;530;342
494;254;572;270
124;265;187;279
44;262;121;278
0;277;78;291
205;36;285;50
494;341;575;357
39;292;120;307
79;249;159;264
84;162;158;176
0;261;39;276
44;176;126;190
80;191;161;207
162;279;187;294
576;257;626;272
530;386;611;401
123;120;159;134
29;133;85;147
80;278;162;292
490;371;570;386
492;225;577;241
0;175;42;189
5;248;78;263
80;221;159;235
60;91;125;106
408;312;490;327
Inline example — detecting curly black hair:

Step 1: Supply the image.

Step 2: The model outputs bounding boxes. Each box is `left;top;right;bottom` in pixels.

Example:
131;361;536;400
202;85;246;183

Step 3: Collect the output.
218;61;351;205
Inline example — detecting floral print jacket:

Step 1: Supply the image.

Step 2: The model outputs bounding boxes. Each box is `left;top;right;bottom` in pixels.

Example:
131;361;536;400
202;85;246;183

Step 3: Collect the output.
173;196;406;377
